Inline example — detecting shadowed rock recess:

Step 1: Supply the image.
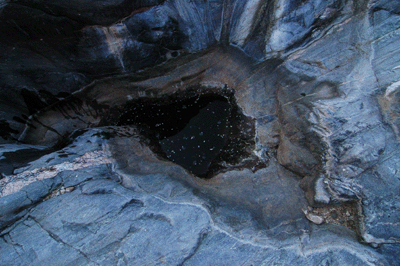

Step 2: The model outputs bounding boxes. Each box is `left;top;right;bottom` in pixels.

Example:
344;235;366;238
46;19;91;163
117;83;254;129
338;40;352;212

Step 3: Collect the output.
1;0;400;265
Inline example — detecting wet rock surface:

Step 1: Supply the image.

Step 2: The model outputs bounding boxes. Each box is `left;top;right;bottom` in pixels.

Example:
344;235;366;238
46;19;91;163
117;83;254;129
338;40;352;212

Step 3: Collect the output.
1;0;400;265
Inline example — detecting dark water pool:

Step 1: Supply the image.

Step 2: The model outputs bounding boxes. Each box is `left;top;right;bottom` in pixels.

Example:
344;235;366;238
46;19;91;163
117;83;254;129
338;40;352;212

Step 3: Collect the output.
159;99;230;176
117;89;261;178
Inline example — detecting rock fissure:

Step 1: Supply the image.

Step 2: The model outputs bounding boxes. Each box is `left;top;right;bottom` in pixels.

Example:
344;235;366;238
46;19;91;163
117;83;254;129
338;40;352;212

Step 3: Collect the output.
29;216;100;265
177;228;210;266
4;233;31;264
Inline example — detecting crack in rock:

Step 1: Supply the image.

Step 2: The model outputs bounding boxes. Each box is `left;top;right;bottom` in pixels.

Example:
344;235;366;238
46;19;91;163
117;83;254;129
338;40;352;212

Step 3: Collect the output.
29;216;100;266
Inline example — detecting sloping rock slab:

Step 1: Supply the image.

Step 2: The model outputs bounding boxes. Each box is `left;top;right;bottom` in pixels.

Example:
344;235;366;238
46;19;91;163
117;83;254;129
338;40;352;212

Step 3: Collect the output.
0;127;393;265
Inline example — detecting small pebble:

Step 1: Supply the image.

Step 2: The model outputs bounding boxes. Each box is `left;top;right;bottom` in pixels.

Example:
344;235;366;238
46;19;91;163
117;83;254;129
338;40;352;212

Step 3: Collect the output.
304;210;325;225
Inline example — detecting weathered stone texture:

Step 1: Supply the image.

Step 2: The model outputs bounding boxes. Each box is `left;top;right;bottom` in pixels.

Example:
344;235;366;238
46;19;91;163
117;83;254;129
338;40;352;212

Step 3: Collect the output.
1;0;400;264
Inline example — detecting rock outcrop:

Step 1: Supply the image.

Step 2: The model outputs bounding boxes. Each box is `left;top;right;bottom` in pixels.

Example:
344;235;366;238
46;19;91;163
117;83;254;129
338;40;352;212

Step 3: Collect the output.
1;0;400;265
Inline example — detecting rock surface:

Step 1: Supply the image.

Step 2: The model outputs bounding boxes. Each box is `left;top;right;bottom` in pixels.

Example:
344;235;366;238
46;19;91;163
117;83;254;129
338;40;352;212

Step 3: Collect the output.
1;0;400;265
0;128;392;265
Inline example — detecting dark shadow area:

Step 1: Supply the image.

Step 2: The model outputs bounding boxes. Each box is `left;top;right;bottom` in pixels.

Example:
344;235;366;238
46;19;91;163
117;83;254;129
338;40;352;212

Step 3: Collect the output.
0;148;53;176
116;87;264;178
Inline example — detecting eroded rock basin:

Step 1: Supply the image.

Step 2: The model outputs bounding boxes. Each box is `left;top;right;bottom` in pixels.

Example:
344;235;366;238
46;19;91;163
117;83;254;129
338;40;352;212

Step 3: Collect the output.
17;47;270;178
116;88;263;178
10;46;311;236
2;0;400;263
13;47;359;232
2;45;399;265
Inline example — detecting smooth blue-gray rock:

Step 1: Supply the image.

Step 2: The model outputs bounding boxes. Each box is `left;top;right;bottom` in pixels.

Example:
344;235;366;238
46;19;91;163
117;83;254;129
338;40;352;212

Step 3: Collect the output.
1;0;400;265
0;127;392;265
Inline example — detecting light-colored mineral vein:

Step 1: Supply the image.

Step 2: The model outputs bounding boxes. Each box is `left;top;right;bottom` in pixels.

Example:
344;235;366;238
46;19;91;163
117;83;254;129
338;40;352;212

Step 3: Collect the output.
0;146;115;198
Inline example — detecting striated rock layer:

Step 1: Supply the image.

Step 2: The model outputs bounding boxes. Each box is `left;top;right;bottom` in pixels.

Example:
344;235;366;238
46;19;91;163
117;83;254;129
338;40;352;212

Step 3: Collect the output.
1;0;400;265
